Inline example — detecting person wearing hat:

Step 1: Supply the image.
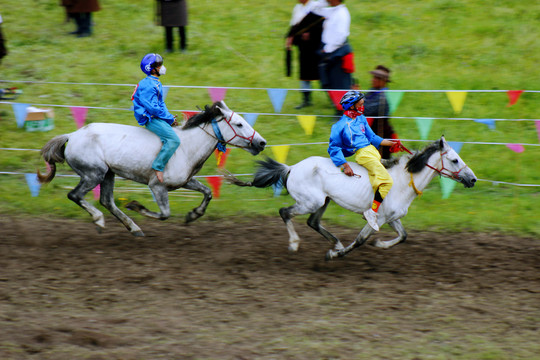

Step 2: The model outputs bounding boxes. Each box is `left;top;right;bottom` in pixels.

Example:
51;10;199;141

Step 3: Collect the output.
132;53;179;183
328;90;400;231
364;65;397;159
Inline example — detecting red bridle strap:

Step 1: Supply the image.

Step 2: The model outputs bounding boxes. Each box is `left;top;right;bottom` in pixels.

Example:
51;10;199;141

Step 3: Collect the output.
221;112;256;145
425;151;468;181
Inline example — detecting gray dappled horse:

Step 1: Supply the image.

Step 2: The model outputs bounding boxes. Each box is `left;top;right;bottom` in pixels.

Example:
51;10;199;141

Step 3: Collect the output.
224;136;476;260
38;101;266;236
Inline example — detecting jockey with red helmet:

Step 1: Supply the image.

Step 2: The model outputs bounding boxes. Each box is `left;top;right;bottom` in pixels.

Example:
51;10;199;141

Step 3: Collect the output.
328;90;400;231
132;53;179;183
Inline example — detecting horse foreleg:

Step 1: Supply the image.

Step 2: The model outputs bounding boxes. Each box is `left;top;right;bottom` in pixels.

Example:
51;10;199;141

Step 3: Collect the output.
372;219;407;249
126;184;170;220
182;178;212;223
99;171;144;236
326;224;375;260
306;198;344;252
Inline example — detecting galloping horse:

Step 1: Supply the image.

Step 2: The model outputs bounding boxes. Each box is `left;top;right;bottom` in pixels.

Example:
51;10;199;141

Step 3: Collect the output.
224;136;476;260
38;101;266;236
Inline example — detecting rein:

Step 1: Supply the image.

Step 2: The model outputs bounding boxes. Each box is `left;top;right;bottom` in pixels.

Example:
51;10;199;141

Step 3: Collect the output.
208;111;256;152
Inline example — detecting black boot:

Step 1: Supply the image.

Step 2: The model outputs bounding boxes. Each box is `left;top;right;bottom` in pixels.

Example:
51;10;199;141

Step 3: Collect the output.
295;91;312;109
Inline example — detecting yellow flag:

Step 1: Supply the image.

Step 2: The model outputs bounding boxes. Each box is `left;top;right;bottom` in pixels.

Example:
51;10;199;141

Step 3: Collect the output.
296;115;317;136
271;145;290;164
446;91;467;114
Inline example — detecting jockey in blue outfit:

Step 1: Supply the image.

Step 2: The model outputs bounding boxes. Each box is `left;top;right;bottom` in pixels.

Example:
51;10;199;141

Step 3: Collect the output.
132;53;179;183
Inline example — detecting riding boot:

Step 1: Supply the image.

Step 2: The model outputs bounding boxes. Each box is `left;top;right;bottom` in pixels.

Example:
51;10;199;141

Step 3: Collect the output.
295;91;312;109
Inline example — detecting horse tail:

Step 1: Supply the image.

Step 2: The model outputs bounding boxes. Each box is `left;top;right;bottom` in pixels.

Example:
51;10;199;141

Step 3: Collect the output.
37;134;69;184
252;157;290;188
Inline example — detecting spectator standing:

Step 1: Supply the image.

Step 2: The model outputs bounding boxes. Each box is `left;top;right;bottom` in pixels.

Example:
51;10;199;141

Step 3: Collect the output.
0;14;7;62
312;0;353;91
156;0;188;53
286;0;324;109
63;0;101;38
363;65;396;159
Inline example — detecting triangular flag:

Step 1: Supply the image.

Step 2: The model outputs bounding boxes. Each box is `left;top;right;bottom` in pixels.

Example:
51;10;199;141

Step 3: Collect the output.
208;87;227;102
12;103;29;128
328;90;347;110
366;117;374;126
414;118;433;140
386;91;404;114
182;111;199;121
506;143;524;153
243;113;258;127
271;145;290;164
25;173;41;197
507;90;524;106
92;184;100;201
206;176;223;198
447;141;463;154
440;177;456;199
272;178;284;197
267;89;288;113
214;148;231;168
162;86;170;101
474;119;496;130
70;106;89;129
296;115;316;136
535;120;540;143
446;91;467;114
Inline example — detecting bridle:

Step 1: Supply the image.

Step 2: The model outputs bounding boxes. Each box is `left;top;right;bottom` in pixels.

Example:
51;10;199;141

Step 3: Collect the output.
425;150;468;181
210;111;256;151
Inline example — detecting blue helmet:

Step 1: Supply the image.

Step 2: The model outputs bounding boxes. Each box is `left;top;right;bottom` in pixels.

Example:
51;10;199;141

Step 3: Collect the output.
140;53;164;76
340;90;365;110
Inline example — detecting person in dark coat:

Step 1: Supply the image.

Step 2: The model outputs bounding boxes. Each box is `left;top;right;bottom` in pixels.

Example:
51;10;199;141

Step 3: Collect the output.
286;0;324;109
62;0;100;38
363;65;397;159
0;14;7;63
156;0;188;53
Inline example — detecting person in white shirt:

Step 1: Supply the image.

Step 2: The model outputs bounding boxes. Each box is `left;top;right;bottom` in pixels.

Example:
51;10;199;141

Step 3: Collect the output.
286;0;324;109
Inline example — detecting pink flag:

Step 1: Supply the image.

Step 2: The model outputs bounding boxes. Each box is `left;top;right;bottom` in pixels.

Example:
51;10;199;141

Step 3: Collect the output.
208;88;227;102
535;120;540;144
506;144;524;153
92;184;100;200
70;106;89;129
507;90;524;107
206;176;222;198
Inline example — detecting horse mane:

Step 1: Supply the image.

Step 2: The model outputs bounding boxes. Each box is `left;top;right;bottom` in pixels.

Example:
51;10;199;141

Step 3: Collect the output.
406;140;442;173
182;101;223;130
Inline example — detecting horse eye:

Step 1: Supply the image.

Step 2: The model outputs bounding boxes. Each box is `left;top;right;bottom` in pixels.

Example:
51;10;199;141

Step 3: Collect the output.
236;123;243;128
452;159;459;164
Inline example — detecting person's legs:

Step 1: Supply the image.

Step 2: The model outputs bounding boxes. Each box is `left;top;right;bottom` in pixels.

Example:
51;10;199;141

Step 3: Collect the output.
145;119;181;182
295;80;312;109
165;27;173;52
179;26;187;52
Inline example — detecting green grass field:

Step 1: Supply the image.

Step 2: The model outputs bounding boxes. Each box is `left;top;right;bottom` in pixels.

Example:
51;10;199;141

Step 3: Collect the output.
0;0;539;237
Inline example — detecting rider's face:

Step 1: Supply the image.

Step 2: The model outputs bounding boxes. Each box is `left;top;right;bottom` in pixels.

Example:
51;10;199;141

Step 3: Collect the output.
354;99;365;111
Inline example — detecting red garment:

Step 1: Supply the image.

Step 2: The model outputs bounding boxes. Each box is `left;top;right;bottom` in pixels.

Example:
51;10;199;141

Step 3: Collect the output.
342;52;355;74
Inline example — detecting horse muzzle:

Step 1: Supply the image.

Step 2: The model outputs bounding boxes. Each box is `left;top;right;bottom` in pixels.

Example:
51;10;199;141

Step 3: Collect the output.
248;136;266;155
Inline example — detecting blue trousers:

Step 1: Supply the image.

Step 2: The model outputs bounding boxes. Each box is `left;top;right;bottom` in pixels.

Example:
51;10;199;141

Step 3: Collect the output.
145;118;180;172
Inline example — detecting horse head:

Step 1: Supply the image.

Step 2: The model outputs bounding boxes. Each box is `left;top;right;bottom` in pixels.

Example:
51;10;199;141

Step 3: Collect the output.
215;101;266;155
437;136;477;188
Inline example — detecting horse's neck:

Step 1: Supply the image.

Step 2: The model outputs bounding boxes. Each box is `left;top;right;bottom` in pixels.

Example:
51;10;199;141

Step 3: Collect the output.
395;152;441;197
175;124;219;163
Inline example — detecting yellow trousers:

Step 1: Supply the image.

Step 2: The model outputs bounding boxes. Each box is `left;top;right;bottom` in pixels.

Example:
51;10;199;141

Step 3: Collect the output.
354;145;393;199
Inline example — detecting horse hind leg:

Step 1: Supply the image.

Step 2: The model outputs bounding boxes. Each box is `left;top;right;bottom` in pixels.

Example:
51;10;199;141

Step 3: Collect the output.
372;219;407;249
99;170;145;236
279;205;302;252
306;198;344;252
68;175;106;232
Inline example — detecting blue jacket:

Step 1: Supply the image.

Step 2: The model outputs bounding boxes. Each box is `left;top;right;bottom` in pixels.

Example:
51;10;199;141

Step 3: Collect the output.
132;76;175;126
328;113;383;167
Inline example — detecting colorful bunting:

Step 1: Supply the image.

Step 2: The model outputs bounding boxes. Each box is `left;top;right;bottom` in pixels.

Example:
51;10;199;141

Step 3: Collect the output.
162;86;170;101
447;141;463;154
386;91;404;115
206;176;223;198
415;118;433;140
214;148;231;168
474;118;496;130
208;87;227;102
92;184;100;201
70;106;89;129
25;173;41;197
507;90;524;107
440;177;456;200
12;103;29;128
328;90;347;110
446;91;467;114
271;145;290;164
296;115;316;136
272;179;284;197
267;89;288;113
535;120;540;143
506;143;524;153
243;113;258;127
182;111;199;121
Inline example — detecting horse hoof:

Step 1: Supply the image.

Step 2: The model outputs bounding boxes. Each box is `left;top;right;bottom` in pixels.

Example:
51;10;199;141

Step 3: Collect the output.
95;225;103;234
185;211;201;223
131;230;145;237
325;250;336;261
126;200;143;212
288;243;299;252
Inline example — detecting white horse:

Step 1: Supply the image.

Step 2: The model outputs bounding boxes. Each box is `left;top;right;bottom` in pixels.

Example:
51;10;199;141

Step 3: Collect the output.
224;136;476;260
38;101;266;236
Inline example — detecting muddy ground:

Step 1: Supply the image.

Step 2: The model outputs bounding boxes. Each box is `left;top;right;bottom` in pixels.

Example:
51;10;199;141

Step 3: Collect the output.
0;216;538;360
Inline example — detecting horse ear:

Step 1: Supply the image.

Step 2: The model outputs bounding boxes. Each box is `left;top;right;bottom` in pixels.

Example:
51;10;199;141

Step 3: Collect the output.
439;135;446;149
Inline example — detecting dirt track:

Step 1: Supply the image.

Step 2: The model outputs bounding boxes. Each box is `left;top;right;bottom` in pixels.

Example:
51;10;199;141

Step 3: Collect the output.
0;216;539;359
